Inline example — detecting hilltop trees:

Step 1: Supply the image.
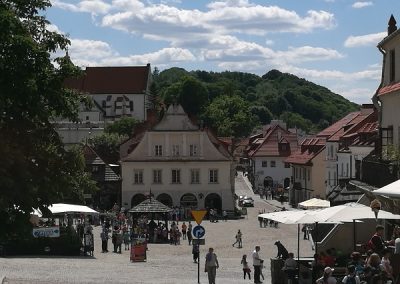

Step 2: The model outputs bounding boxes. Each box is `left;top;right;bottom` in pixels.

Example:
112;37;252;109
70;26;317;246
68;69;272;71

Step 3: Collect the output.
0;0;96;238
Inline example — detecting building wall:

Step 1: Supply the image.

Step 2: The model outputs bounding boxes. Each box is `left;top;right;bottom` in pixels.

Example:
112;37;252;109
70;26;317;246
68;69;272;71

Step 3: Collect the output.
312;150;326;199
121;161;234;210
253;157;291;188
381;37;400;86
325;142;338;195
380;93;400;148
57;127;104;145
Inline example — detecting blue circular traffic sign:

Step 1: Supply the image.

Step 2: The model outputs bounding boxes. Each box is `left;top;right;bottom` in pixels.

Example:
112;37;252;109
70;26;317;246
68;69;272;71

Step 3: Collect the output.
192;225;205;238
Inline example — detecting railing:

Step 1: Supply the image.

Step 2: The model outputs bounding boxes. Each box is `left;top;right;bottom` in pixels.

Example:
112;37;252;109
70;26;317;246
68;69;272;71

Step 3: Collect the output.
356;158;399;187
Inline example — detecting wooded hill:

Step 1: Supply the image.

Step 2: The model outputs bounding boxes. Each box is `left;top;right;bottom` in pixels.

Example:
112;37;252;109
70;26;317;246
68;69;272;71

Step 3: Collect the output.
151;67;359;137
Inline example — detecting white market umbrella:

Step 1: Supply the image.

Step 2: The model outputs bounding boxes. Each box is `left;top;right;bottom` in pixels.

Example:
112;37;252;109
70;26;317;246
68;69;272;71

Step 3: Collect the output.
298;198;330;210
47;203;99;214
373;179;400;198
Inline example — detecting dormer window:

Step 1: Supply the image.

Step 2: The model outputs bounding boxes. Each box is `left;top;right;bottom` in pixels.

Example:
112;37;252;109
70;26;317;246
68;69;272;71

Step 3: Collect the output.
390;49;396;82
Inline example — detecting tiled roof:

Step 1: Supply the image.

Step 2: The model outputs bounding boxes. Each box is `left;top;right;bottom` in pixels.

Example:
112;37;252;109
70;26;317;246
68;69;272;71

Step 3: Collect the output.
249;125;299;157
285;137;325;165
129;198;172;212
64;65;151;94
358;122;378;133
83;145;105;165
105;166;120;182
377;81;400;97
318;112;360;139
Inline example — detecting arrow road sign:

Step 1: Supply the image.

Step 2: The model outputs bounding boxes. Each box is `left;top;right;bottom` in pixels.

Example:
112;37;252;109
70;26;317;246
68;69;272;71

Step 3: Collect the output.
192;225;205;239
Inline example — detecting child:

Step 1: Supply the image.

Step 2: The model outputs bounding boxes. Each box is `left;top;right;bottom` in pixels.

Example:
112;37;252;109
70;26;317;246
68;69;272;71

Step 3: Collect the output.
241;255;251;280
123;229;130;250
342;265;360;284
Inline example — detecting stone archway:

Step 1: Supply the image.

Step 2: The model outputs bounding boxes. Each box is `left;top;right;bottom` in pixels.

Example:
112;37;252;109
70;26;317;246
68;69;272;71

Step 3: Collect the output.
180;193;198;208
156;193;173;207
131;193;146;208
264;176;273;188
204;193;222;212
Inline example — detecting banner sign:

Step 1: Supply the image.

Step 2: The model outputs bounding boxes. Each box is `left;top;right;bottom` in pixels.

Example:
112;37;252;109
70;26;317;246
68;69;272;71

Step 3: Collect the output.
130;238;147;262
32;227;60;238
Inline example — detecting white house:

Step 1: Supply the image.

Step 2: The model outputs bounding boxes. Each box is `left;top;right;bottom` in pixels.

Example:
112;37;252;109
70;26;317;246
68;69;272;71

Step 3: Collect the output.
58;64;152;144
247;123;299;191
120;104;235;214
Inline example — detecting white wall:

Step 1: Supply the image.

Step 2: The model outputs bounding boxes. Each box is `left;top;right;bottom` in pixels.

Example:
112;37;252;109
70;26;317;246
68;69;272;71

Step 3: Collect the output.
381;93;400;148
254;157;291;187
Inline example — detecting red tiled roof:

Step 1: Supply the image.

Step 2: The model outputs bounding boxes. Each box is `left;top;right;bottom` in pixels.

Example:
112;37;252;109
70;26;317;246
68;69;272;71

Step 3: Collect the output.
64;65;151;94
358;122;378;133
378;81;400;96
249;125;299;157
285;137;325;165
318;112;360;139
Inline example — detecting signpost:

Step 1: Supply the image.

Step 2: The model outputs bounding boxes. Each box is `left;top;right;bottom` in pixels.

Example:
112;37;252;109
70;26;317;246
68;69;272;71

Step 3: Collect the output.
32;227;60;238
191;210;208;284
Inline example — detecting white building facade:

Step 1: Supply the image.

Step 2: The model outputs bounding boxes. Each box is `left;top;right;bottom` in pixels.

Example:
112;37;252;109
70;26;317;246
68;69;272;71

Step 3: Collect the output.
120;105;235;213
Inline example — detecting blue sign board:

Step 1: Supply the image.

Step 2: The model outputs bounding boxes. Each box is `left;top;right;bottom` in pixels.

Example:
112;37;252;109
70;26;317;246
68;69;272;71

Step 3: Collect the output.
192;225;205;238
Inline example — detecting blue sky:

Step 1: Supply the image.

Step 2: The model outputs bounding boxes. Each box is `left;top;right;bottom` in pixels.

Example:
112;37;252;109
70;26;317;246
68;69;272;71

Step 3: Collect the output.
47;0;400;104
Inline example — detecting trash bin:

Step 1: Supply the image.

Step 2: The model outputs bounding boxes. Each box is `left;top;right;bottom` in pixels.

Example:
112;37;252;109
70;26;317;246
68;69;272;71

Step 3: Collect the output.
271;258;286;284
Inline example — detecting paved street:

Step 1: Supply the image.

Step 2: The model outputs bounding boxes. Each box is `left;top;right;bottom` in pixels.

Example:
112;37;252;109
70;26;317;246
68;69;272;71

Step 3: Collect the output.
1;173;313;283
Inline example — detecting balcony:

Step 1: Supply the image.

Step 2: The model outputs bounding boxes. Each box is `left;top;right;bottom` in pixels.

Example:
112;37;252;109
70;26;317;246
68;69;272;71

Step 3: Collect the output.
355;156;399;188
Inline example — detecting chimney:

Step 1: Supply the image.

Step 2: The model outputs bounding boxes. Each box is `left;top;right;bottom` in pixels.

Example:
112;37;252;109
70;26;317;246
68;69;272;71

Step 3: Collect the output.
388;14;397;35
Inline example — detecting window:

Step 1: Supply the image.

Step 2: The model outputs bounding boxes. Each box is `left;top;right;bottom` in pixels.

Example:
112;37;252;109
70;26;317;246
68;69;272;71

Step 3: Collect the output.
155;145;162;156
262;161;268;167
295;168;298;179
270;161;276;167
284;162;290;168
390;49;396;82
92;165;99;173
171;169;181;184
307;169;310;181
85;116;89;121
153;169;162;184
328;171;331;186
381;126;394;147
190;169;200;184
189;144;198;156
129;101;134;111
209;169;218;183
102;100;106;108
134;170;143;184
172;145;180;156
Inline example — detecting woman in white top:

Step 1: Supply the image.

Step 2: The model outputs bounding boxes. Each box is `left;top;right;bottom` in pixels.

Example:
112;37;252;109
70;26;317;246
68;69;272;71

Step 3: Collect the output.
316;266;337;284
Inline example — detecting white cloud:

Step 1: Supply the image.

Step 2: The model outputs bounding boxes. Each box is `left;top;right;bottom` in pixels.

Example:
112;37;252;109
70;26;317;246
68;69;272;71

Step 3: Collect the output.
52;0;112;15
265;40;274;46
333;87;375;102
352;1;373;9
344;32;386;47
276;46;344;63
207;0;252;9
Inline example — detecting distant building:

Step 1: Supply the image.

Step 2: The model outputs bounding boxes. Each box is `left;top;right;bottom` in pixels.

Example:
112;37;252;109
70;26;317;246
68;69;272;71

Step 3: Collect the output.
119;104;235;214
57;64;152;144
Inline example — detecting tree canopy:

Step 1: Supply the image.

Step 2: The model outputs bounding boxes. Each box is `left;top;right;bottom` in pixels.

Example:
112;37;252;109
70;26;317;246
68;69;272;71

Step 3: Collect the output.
0;0;96;238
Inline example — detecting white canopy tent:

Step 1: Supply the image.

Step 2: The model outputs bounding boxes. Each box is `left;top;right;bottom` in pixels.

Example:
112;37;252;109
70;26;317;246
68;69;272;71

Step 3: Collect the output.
47;203;99;215
298;198;330;209
373;179;400;198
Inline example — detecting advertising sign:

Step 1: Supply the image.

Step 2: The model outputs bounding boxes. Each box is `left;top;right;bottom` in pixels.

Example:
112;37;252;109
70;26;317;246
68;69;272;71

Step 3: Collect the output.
130;238;147;262
32;227;60;238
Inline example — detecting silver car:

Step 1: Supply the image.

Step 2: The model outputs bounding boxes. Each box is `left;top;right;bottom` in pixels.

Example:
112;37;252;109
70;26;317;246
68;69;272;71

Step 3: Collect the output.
241;196;254;207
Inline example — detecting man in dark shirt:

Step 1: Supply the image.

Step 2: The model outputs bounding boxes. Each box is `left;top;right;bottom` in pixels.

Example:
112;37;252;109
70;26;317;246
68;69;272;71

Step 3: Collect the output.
369;225;386;255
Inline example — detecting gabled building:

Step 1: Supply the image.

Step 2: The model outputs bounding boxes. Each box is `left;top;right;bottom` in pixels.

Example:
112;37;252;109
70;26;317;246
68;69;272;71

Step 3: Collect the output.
82;145;121;210
58;64;152;144
247;122;299;191
120;104;235;215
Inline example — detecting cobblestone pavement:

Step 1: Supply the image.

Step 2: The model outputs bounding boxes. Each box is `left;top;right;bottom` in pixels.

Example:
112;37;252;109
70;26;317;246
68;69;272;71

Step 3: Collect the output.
0;173;313;283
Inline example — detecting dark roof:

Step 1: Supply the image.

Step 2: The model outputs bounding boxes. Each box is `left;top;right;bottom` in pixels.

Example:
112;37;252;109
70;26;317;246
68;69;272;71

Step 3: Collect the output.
104;166;120;182
64;65;151;94
129;198;172;213
285;137;325;165
83;145;120;182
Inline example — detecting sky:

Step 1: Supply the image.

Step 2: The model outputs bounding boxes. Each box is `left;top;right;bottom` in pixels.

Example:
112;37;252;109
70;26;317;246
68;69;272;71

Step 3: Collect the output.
46;0;400;104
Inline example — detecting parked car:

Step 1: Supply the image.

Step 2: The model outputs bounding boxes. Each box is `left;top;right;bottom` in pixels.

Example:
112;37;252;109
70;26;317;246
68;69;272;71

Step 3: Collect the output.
238;195;246;206
241;196;254;207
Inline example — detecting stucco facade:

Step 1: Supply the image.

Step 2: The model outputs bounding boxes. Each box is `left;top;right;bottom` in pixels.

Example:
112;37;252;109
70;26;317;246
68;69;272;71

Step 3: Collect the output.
120;105;235;212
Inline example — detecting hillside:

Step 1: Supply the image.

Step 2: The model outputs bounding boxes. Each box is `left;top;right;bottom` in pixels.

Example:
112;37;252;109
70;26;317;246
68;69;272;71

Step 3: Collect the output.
152;68;359;136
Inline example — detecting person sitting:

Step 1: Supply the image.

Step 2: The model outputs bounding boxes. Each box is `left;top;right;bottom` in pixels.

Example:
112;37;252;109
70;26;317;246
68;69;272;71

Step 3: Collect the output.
342;265;360;284
316;266;337;284
348;252;365;275
363;253;384;283
274;240;289;260
380;248;393;281
282;252;297;284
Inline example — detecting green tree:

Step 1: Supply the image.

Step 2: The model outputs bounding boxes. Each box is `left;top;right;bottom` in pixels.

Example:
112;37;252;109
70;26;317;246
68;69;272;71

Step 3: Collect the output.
203;95;256;137
105;117;138;137
179;76;209;115
0;0;96;238
89;133;124;164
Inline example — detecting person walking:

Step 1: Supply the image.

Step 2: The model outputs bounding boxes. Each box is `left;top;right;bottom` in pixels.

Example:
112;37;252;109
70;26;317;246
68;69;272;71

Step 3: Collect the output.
223;210;228;222
192;243;199;263
100;228;109;253
181;222;187;240
241;254;251;280
205;247;219;284
187;222;193;245
232;230;243;248
252;246;263;284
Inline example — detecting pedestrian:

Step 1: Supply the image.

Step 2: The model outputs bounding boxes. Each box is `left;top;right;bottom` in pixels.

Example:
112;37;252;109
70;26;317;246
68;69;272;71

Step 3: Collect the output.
181;222;187;240
282;252;297;284
205;247;219;284
100;229;109;253
316;266;336;284
302;224;309;240
252;245;263;284
258;215;263;228
223;210;227;222
232;230;243;248
112;230;117;253
241;254;251;280
192;243;199;263
123;229;130;250
116;230;123;253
